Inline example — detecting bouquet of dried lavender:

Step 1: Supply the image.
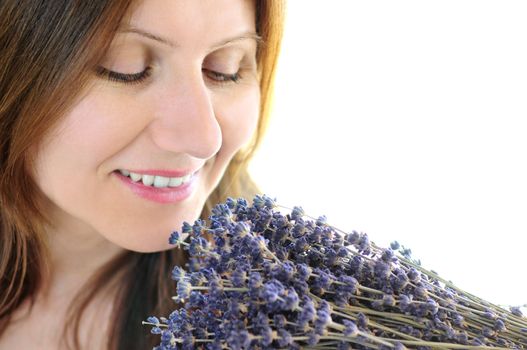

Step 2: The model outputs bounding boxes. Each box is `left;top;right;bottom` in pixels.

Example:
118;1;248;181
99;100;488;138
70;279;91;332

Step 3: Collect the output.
143;195;527;349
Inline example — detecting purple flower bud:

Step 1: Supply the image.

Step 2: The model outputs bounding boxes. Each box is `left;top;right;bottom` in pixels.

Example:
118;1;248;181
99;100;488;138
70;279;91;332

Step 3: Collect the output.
253;194;275;210
147;316;160;324
374;260;391;280
274;246;289;260
357;312;368;329
381;248;396;263
407;268;421;283
307;330;320;345
494;319;507;332
392;270;409;291
192;219;207;235
291;206;305;221
160;329;172;343
298;296;316;328
270;314;285;329
314;318;330;336
337;246;348;258
292;221;306;238
171;266;186;281
510;306;524;317
296;263;312;281
248;271;262;294
283;288;300;310
308;227;323;244
344;231;360;245
414;286;428;299
227;328;251;350
188;290;205;308
168;231;181;245
390;241;401;250
343;319;358;337
337;275;358;296
260;325;273;346
383;294;396;307
233;221;251;237
313;268;333;290
236;197;248;210
471;337;485;346
324;248;339;266
207;271;223;297
372;299;384;311
445;327;456;340
358;233;370;252
211;203;232;217
394;342;407;350
225;197;237;209
349;255;363;273
207;339;223;350
189;271;206;285
271;261;295;283
294;236;309;253
277;328;293;347
337;341;351;350
483;309;497;320
293;279;309;295
316;215;327;227
231;267;246;288
481;326;496;338
456;330;469;344
181;221;193;234
176;279;191;300
426;298;439;315
399;294;413;312
189;235;208;256
452;313;465;327
261;280;284;304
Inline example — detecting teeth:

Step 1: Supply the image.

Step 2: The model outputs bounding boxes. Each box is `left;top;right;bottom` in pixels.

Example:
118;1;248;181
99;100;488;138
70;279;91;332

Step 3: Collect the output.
153;175;170;188
129;172;142;182
168;177;183;187
119;169;193;188
141;174;154;186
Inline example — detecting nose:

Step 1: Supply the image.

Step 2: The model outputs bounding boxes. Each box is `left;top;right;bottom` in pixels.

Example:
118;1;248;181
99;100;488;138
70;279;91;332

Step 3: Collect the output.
149;69;222;161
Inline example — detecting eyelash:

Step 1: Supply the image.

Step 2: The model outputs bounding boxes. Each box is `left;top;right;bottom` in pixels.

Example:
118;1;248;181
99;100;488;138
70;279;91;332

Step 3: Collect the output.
95;66;243;86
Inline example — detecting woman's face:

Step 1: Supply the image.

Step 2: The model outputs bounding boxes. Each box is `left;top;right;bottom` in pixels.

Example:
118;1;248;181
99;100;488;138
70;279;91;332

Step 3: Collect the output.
32;0;260;252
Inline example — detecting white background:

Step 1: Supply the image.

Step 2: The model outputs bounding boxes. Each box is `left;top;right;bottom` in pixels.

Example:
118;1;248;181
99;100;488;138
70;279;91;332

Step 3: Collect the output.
249;1;527;310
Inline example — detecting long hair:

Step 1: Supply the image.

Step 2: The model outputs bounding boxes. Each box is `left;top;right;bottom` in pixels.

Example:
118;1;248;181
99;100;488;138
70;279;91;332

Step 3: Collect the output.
0;1;286;349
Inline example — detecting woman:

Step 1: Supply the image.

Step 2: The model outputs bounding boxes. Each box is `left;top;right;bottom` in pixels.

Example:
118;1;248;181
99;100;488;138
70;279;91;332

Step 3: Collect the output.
0;0;285;349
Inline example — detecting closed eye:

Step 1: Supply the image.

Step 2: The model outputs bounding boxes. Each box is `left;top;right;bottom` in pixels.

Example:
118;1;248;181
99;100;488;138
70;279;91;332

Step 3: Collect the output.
94;66;244;86
95;66;152;85
203;69;242;85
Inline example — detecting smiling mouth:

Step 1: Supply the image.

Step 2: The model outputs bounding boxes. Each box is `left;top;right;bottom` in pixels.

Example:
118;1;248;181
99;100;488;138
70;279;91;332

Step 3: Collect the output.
114;169;198;204
115;169;197;188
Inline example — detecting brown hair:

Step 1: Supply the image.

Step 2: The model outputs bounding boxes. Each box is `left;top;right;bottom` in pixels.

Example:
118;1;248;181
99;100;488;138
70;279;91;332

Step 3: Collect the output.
0;0;285;349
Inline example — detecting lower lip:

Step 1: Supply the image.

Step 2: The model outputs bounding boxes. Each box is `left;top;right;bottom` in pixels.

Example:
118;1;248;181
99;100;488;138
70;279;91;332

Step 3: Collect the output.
114;171;197;204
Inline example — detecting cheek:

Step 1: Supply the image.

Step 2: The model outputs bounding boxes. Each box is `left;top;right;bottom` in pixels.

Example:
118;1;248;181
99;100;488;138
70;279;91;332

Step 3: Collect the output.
31;88;145;229
216;85;260;156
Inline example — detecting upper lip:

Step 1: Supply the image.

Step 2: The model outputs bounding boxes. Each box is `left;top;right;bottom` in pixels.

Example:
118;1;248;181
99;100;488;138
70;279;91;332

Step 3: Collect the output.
118;167;202;178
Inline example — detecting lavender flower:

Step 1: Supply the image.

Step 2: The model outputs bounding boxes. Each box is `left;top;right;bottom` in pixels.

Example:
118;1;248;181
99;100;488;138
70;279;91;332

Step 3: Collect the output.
143;194;527;349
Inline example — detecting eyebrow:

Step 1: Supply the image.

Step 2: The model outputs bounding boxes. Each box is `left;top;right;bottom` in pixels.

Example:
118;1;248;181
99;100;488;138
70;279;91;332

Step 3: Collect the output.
117;25;264;51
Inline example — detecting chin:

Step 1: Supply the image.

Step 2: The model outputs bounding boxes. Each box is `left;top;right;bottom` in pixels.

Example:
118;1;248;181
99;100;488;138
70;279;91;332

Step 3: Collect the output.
122;240;175;254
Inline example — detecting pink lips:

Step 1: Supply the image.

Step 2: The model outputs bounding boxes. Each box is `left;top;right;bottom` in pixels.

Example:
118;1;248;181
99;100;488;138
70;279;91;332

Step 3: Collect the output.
114;170;197;204
125;169;196;177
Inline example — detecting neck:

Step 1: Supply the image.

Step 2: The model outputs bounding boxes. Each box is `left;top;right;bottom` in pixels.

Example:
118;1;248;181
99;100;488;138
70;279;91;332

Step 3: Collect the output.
39;205;126;304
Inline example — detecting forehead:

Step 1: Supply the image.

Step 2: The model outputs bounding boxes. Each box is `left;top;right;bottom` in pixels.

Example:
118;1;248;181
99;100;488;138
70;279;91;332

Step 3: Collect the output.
123;0;257;49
